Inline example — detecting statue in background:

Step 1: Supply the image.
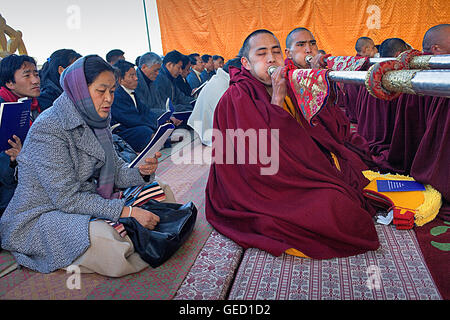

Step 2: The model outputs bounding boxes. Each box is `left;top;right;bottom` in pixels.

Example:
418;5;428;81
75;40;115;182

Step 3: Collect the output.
0;14;28;58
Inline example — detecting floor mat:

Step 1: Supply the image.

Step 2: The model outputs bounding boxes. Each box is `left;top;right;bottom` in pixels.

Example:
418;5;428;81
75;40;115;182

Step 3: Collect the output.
174;230;243;300
228;224;441;300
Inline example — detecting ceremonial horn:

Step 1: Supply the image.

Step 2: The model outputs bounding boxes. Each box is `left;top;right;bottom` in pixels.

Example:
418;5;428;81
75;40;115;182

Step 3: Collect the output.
369;54;450;69
306;54;450;70
327;69;450;98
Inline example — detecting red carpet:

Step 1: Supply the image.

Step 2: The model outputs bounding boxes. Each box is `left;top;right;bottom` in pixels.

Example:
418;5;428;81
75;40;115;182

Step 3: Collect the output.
415;217;450;300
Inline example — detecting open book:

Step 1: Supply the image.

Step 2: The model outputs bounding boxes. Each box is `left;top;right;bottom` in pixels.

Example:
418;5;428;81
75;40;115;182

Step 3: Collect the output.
157;98;192;127
0;98;32;152
128;122;175;168
191;80;208;96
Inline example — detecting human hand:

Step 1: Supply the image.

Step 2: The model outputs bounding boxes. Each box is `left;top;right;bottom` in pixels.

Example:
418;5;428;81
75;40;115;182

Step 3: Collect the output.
170;116;183;126
122;206;160;230
4;135;22;162
270;66;287;107
138;151;161;176
309;53;330;69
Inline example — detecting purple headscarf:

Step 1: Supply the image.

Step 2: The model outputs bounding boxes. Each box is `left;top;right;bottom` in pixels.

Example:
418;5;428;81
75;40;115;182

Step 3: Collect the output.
60;55;118;199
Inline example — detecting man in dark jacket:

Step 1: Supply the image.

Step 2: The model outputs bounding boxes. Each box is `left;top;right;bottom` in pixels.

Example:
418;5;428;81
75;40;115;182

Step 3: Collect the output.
154;50;195;112
111;60;159;152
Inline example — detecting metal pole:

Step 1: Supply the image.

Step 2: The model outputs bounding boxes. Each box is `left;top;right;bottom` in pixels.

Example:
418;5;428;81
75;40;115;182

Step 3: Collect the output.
326;69;450;98
142;0;151;51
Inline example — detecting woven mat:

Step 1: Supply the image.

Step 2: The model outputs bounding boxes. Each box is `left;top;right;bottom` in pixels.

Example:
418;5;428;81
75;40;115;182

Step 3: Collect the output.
229;224;442;300
174;230;243;300
0;140;212;300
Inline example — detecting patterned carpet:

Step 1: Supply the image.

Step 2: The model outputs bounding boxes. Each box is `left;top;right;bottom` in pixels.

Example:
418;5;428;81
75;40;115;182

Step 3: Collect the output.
228;224;442;300
0;131;447;300
0;135;213;300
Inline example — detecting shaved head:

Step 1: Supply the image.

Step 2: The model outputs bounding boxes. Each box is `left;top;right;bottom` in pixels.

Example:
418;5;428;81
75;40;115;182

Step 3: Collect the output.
422;24;450;54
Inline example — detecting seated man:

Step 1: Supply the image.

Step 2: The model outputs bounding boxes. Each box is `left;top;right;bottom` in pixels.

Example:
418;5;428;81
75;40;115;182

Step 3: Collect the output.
284;27;374;168
393;24;450;219
205;29;379;260
200;54;215;82
355;36;378;57
111;60;158;153
186;53;204;91
153;50;195;112
357;37;409;157
135;51;166;116
175;54;193;97
0;54;41;215
212;55;224;71
106;49;125;65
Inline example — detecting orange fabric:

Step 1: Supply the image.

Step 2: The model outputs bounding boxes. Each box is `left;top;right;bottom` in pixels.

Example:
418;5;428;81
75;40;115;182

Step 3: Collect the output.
364;177;425;210
156;0;449;60
285;248;310;258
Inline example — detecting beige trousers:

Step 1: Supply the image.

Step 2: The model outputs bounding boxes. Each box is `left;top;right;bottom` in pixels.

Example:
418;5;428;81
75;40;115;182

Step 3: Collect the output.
65;181;176;277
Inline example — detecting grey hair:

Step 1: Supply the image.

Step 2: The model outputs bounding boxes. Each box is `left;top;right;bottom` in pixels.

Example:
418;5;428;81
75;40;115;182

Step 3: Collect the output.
138;52;163;68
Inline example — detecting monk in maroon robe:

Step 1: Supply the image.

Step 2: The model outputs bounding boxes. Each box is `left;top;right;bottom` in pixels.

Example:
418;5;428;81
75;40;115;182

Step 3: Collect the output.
205;30;379;259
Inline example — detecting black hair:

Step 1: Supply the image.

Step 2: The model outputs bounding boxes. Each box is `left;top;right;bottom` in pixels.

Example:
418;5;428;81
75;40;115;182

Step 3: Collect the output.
40;49;81;89
0;54;37;87
285;27;311;48
162;50;184;66
223;57;242;73
201;54;212;63
241;29;276;59
106;49;124;63
355;37;374;54
181;54;190;69
188;53;200;65
112;59;135;80
379;38;409;57
212;55;224;61
83;55;115;86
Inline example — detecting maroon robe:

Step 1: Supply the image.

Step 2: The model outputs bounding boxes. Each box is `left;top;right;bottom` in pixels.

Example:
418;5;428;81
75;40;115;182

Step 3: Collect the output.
410;97;450;220
339;83;364;124
357;89;399;155
379;94;433;174
205;66;380;259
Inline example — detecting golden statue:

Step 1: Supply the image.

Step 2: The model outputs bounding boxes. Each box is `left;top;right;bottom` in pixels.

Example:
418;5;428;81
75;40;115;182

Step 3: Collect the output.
0;14;28;58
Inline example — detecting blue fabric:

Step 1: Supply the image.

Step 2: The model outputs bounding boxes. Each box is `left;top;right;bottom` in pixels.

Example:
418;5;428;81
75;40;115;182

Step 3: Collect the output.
154;66;194;112
200;69;215;82
186;70;203;90
0;152;16;216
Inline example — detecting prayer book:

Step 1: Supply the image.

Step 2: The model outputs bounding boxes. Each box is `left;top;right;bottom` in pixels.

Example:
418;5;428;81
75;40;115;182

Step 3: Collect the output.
157;98;192;126
0;98;32;152
376;180;426;192
128;122;175;168
191;80;208;96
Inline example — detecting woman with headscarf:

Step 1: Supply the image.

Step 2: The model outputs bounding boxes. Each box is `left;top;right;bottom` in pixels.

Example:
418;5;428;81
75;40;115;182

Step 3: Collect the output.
0;55;163;277
38;49;81;111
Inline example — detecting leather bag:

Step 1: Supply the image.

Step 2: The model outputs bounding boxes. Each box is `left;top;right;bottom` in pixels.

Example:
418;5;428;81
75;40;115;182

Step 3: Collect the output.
119;200;197;268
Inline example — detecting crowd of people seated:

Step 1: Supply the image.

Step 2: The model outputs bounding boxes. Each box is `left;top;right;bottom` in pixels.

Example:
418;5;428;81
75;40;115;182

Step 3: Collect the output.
0;23;448;277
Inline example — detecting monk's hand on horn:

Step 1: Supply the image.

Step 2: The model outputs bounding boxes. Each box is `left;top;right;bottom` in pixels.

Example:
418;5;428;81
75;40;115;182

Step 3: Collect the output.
270;66;287;107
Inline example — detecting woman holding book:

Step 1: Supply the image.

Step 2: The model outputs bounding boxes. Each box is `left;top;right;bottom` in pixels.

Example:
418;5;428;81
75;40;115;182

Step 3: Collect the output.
0;55;167;277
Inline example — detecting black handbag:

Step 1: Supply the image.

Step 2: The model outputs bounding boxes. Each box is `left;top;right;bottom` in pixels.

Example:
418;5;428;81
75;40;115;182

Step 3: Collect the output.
119;199;197;268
